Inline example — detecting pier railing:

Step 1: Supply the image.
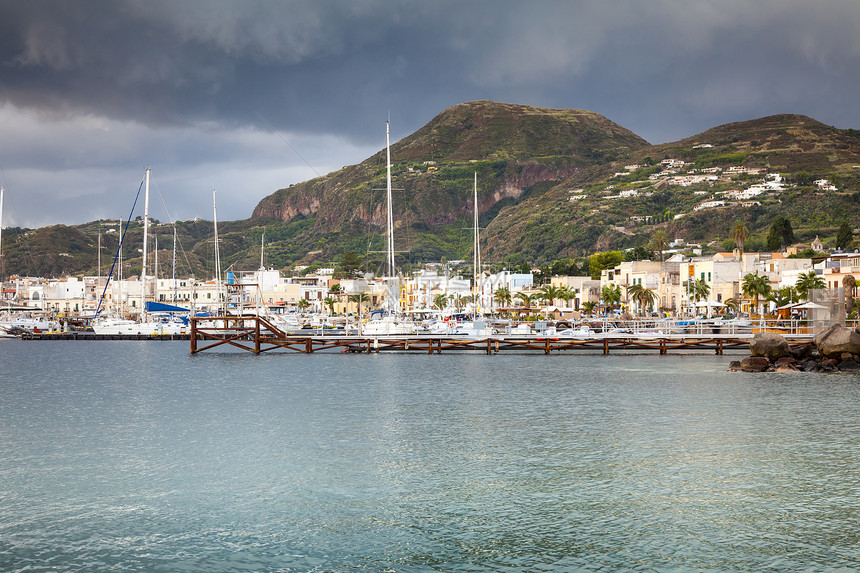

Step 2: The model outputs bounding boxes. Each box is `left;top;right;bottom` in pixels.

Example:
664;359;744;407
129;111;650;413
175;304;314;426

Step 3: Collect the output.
188;315;816;356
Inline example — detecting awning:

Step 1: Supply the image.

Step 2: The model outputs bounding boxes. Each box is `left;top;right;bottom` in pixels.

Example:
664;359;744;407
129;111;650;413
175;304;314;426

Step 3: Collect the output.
145;302;190;313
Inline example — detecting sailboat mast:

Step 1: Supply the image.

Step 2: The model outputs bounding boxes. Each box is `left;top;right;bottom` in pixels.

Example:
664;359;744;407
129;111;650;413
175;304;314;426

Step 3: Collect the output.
473;172;481;303
385;121;395;278
172;225;177;303
213;188;222;313
260;230;265;271
141;167;151;317
118;218;123;316
154;235;159;302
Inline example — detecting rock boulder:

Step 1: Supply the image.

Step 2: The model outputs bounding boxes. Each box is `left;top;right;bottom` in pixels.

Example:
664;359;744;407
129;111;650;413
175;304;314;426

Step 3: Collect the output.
740;356;772;372
813;325;860;359
749;332;791;361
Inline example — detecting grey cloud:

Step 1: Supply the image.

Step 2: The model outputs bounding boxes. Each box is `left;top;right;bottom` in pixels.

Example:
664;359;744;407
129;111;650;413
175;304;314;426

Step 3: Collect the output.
1;0;859;227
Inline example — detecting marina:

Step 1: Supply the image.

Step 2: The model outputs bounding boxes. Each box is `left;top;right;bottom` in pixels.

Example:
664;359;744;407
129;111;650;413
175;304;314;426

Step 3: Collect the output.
13;315;826;355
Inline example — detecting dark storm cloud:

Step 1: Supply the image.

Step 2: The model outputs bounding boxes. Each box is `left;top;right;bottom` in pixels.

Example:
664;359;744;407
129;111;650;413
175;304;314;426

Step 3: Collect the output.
0;0;859;226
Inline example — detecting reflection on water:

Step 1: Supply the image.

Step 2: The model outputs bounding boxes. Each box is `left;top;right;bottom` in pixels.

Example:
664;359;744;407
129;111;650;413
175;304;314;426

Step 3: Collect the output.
1;341;859;571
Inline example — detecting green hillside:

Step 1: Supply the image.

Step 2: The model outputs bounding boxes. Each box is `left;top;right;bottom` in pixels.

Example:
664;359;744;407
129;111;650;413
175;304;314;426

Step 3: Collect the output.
2;105;858;280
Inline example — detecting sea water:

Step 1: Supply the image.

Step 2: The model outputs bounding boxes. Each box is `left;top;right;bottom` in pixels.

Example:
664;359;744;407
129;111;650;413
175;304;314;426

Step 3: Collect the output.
1;340;858;571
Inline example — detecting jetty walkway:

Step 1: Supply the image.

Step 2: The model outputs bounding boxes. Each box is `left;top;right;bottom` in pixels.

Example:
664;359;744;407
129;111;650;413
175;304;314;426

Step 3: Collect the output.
17;317;816;356
184;316;805;356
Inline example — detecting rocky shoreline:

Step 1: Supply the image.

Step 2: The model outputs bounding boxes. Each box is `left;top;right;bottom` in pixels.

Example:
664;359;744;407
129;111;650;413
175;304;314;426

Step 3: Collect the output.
730;325;860;373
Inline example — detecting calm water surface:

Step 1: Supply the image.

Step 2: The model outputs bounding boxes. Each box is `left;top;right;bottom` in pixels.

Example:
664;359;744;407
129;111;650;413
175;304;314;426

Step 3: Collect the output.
1;341;858;572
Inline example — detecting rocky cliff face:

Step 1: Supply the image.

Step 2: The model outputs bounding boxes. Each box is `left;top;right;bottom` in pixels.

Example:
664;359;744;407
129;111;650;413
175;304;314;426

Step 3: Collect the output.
251;100;649;232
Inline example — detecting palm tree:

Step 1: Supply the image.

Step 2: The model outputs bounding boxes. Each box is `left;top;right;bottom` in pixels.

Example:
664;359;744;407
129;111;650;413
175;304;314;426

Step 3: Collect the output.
515;291;537;308
767;287;796;309
635;288;658;315
601;284;622;313
323;296;336;316
795;270;825;301
626;283;657;315
724;297;741;314
651;230;669;262
624;283;639;313
690;278;710;303
432;293;448;311
731;222;749;253
843;275;856;315
742;272;772;315
581;301;598;316
493;286;512;309
297;298;311;312
558;285;575;308
539;284;561;306
347;293;366;314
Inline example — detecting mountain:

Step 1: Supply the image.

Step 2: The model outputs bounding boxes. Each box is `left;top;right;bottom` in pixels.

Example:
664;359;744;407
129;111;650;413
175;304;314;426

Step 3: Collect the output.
2;105;858;279
482;114;860;262
251;101;649;269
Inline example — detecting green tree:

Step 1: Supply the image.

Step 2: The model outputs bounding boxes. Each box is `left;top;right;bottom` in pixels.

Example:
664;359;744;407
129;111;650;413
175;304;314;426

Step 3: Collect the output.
742;272;772;314
558;285;575;307
588;251;624;279
689;278;711;302
297;298;311;312
334;251;364;279
724;298;741;313
767;287;796;308
601;284;622;312
433;293;448;310
625;245;653;261
347;293;366;314
795;270;826;301
731;222;749;253
626;283;657;315
650;230;669;261
793;171;812;186
515;292;537;308
323;296;336;316
836;221;854;250
539;284;561;306
767;216;795;251
581;301;598;316
493;286;512;308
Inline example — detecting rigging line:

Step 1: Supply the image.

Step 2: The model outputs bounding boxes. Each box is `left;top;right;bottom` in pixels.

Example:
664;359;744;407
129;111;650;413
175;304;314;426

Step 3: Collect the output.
250;107;321;178
172;226;198;279
94;177;145;319
150;177;175;226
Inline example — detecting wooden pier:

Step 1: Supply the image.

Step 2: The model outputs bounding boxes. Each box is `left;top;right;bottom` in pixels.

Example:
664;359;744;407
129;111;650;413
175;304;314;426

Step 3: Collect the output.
21;331;190;341
187;316;782;356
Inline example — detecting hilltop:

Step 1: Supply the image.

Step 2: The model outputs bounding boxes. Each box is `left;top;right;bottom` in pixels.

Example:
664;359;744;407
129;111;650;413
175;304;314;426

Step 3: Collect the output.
1;104;858;279
251;101;649;265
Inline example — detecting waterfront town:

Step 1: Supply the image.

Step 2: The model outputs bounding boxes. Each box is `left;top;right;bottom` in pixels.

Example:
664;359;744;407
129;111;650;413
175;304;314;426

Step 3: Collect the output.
3;244;858;328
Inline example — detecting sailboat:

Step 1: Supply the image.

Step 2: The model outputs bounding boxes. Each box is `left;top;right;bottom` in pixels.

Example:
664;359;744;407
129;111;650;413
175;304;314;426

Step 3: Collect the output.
362;121;415;336
451;172;493;337
92;168;189;335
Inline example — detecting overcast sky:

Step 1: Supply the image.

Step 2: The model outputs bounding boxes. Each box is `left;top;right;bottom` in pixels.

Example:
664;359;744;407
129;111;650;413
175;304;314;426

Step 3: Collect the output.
1;0;859;228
